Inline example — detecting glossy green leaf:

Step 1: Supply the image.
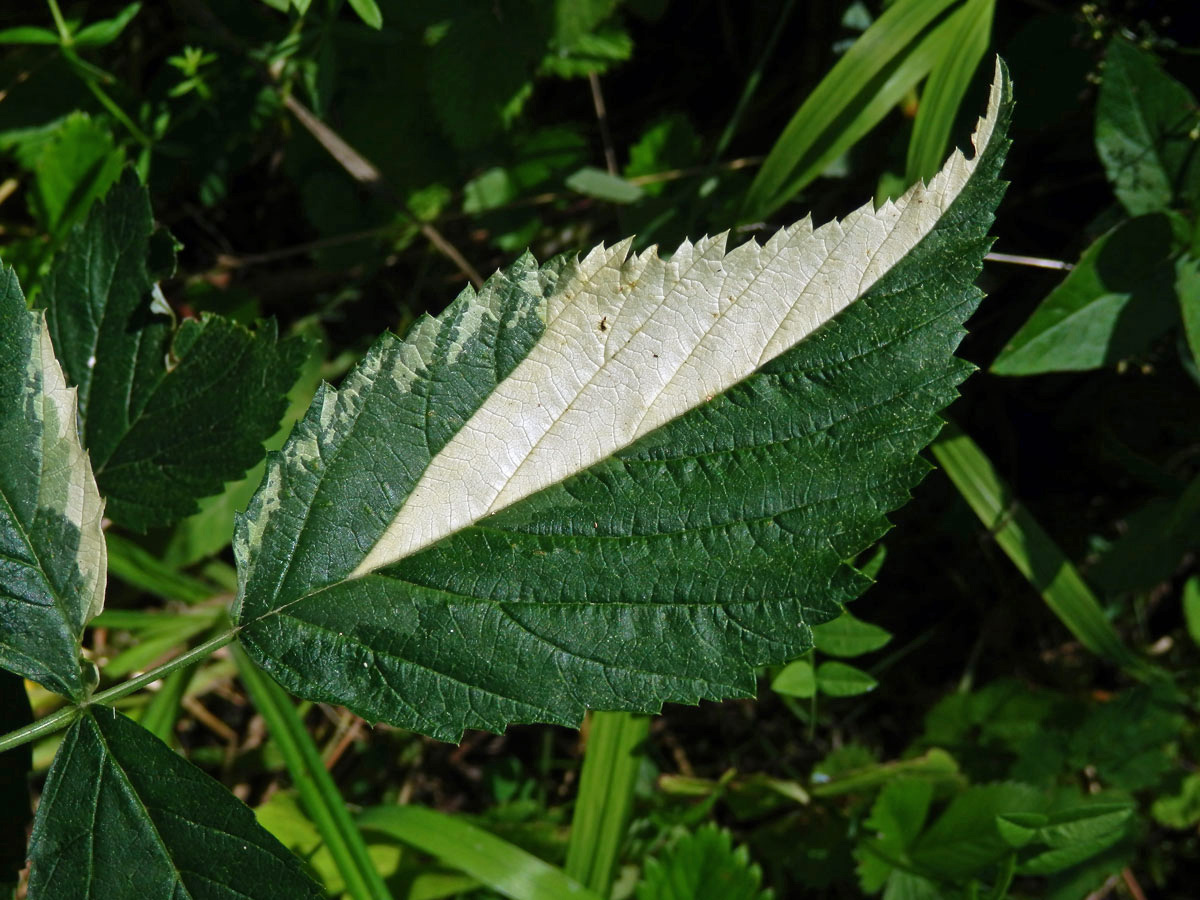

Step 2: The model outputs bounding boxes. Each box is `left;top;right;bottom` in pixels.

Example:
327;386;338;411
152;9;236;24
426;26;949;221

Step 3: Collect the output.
40;171;309;530
990;214;1181;375
636;824;772;900
812;611;892;657
360;804;601;900
0;263;105;700
234;67;1011;740
27;707;324;899
815;660;878;697
1096;38;1200;216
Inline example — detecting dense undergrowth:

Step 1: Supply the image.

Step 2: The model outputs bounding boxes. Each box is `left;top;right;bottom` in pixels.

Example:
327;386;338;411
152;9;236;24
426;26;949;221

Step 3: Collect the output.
1;1;1199;898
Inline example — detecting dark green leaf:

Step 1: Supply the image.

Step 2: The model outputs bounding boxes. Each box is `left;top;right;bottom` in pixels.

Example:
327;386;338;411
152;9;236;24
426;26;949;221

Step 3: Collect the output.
40;171;309;530
636;824;772;900
991;213;1181;375
1184;576;1200;649
908;782;1045;880
856;778;935;891
27;707;323;899
1096;39;1200;215
1178;254;1200;366
233;71;1011;741
0;263;104;699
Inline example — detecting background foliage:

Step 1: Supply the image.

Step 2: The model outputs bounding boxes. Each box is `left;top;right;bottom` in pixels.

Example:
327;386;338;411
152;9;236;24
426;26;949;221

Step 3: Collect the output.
1;0;1198;898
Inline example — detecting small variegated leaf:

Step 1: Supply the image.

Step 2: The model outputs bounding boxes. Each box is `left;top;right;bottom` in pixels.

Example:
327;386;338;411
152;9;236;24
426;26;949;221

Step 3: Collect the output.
234;63;1013;741
0;263;105;700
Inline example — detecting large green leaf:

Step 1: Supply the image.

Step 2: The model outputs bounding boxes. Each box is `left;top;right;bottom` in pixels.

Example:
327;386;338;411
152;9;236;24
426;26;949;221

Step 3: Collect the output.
0;262;105;699
40;170;309;530
1096;38;1200;216
27;706;324;900
990;213;1181;375
234;65;1012;741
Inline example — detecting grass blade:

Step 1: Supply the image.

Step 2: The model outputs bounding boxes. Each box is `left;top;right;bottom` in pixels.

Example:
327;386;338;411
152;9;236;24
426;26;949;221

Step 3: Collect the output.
105;532;221;604
931;422;1163;681
564;710;651;896
232;645;394;900
358;805;602;900
906;0;995;185
136;664;192;746
741;0;961;221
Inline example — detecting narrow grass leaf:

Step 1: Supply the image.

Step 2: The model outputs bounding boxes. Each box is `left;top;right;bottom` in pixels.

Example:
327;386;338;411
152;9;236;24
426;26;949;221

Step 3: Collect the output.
741;0;961;220
906;0;994;185
931;422;1160;680
233;645;394;900
359;804;603;900
566;710;651;896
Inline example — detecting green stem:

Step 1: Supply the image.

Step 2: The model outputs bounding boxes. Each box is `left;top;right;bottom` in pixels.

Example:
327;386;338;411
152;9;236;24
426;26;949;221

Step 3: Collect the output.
46;0;71;44
565;710;651;896
0;629;237;754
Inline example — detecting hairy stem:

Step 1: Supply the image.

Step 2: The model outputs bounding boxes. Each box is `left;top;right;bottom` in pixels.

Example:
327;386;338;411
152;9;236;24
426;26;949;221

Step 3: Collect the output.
0;629;238;753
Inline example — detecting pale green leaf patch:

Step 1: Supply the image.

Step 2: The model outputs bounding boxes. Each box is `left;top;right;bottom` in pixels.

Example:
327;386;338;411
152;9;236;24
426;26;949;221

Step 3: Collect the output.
0;263;105;700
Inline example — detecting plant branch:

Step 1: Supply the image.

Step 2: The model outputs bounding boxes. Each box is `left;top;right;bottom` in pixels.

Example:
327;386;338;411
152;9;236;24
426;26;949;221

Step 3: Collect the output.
0;630;238;753
280;93;484;288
